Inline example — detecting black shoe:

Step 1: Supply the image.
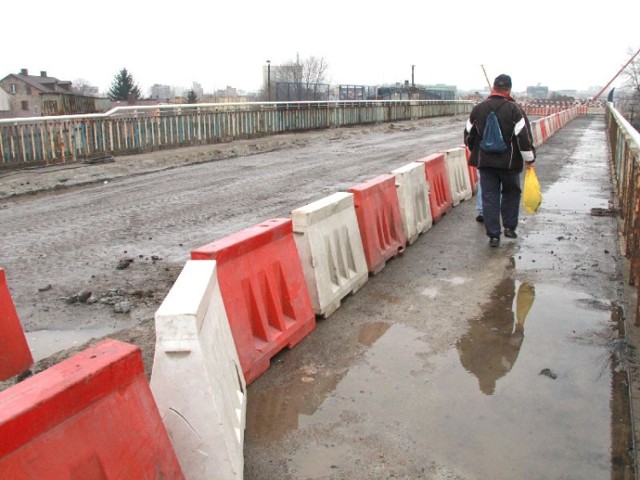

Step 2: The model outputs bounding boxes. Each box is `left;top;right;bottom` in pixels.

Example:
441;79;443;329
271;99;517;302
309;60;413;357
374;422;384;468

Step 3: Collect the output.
489;237;500;248
504;228;518;239
476;215;484;223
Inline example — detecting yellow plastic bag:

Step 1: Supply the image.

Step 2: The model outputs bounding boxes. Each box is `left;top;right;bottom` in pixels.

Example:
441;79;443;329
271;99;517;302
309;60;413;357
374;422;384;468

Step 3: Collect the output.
523;167;542;213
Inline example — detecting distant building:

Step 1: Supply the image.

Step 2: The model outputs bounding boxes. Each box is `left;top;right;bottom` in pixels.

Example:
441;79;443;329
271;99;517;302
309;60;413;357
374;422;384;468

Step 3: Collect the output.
0;87;9;112
377;83;456;101
526;86;549;100
553;90;578;99
192;82;204;100
150;84;173;101
0;69;106;118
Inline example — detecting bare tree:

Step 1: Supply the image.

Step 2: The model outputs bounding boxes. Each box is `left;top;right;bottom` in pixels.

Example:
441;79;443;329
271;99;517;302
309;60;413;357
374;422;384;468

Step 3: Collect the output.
273;54;329;101
72;78;99;97
622;48;640;94
620;48;640;131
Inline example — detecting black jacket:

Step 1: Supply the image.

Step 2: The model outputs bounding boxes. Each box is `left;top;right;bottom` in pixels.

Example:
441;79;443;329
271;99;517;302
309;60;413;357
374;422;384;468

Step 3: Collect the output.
464;94;536;171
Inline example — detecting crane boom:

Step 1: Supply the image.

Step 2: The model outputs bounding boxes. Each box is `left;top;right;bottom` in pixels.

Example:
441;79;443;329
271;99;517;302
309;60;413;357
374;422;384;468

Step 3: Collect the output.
481;65;492;90
592;47;640;101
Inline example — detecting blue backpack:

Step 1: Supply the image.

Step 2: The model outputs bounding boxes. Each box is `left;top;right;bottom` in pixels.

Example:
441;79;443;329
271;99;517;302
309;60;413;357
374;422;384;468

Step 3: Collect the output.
480;102;508;153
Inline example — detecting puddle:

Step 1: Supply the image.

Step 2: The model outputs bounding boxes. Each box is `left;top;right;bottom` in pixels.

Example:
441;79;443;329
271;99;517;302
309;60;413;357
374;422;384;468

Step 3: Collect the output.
251;279;629;479
456;278;535;395
27;328;119;362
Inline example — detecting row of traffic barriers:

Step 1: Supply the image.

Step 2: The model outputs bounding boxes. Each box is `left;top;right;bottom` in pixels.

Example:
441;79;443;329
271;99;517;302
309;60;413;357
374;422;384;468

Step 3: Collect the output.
0;108;575;479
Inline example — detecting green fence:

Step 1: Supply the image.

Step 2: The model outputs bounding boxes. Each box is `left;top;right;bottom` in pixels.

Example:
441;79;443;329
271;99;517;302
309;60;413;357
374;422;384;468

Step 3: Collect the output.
0;100;472;168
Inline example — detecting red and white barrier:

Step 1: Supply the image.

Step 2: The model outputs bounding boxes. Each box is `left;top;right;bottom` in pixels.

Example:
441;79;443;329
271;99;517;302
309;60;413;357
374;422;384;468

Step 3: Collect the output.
151;260;246;479
391;162;433;244
0;339;183;479
415;153;453;223
348;174;407;275
191;218;315;385
463;146;479;194
0;268;33;381
442;147;473;206
292;192;368;318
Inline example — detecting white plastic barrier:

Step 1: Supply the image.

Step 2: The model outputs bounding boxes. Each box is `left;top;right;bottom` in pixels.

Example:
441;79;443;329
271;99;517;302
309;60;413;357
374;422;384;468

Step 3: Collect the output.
391;162;433;244
531;121;543;147
292;192;368;318
442;147;473;206
150;260;246;480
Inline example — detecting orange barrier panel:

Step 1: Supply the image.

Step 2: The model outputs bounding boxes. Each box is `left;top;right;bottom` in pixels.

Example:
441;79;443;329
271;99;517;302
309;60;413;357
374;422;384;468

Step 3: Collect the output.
191;218;315;385
415;153;453;223
0;268;33;380
463;146;479;194
540;120;548;143
0;339;184;479
348;174;407;275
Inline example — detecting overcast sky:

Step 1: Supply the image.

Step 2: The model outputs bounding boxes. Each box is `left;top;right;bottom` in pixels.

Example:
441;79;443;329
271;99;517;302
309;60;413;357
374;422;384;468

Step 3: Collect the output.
4;0;639;96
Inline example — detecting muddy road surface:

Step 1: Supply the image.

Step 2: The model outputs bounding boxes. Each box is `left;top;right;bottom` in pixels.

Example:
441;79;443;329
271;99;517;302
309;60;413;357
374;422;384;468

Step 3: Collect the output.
0;115;466;367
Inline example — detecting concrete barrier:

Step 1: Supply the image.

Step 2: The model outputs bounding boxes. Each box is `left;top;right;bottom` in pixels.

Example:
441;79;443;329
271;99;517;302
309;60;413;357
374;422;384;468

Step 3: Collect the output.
151;260;246;479
442;147;473;206
348;174;407;275
391;162;433;244
191;218;316;384
0;268;33;380
0;339;184;479
292;192;368;318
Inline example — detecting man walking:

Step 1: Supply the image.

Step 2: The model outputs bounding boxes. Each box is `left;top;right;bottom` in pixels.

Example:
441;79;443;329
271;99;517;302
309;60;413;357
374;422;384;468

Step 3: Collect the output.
464;74;536;247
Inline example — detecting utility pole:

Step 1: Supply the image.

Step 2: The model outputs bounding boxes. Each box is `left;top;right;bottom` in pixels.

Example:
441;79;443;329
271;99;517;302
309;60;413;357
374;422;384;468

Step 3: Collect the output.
266;60;271;102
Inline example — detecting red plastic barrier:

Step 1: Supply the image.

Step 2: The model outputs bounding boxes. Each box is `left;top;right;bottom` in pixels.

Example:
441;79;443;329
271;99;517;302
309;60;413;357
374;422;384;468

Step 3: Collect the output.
463;146;479;194
415;153;453;223
191;218;315;385
0;268;33;380
0;339;184;479
348;174;407;275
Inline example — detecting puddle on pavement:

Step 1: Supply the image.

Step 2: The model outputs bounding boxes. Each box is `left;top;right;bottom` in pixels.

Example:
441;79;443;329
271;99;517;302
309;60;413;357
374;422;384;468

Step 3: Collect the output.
27;328;118;362
246;278;632;479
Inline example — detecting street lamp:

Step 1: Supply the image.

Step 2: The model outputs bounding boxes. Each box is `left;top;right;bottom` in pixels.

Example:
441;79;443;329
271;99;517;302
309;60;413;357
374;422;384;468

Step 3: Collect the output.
267;60;271;102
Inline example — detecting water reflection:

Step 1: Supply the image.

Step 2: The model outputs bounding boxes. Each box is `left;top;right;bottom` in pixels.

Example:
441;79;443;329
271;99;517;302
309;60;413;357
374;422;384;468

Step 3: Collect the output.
456;278;536;395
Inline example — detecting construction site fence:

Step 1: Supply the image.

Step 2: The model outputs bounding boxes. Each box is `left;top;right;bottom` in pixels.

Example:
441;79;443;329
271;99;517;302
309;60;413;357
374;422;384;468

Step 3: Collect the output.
0;100;472;168
606;102;640;324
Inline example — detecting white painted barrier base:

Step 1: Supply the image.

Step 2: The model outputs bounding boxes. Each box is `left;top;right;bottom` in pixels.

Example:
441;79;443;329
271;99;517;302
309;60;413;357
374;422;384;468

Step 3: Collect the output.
442;147;473;206
150;260;246;480
292;192;368;318
391;162;433;244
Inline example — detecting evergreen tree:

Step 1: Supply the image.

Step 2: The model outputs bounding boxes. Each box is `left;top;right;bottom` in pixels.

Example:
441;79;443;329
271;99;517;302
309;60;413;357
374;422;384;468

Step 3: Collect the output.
108;68;142;101
186;89;199;104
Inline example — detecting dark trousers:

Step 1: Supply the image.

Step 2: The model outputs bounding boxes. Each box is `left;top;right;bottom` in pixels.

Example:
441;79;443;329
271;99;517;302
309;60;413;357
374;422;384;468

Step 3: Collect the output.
479;167;522;238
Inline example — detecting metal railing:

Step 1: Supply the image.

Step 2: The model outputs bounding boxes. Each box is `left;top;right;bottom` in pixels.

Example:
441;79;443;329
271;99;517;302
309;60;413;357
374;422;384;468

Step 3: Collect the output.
0;100;472;168
606;102;640;323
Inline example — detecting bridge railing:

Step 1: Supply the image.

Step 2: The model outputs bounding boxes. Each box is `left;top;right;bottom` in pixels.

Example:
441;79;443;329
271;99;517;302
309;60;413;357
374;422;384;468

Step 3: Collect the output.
0;100;472;168
607;102;640;323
